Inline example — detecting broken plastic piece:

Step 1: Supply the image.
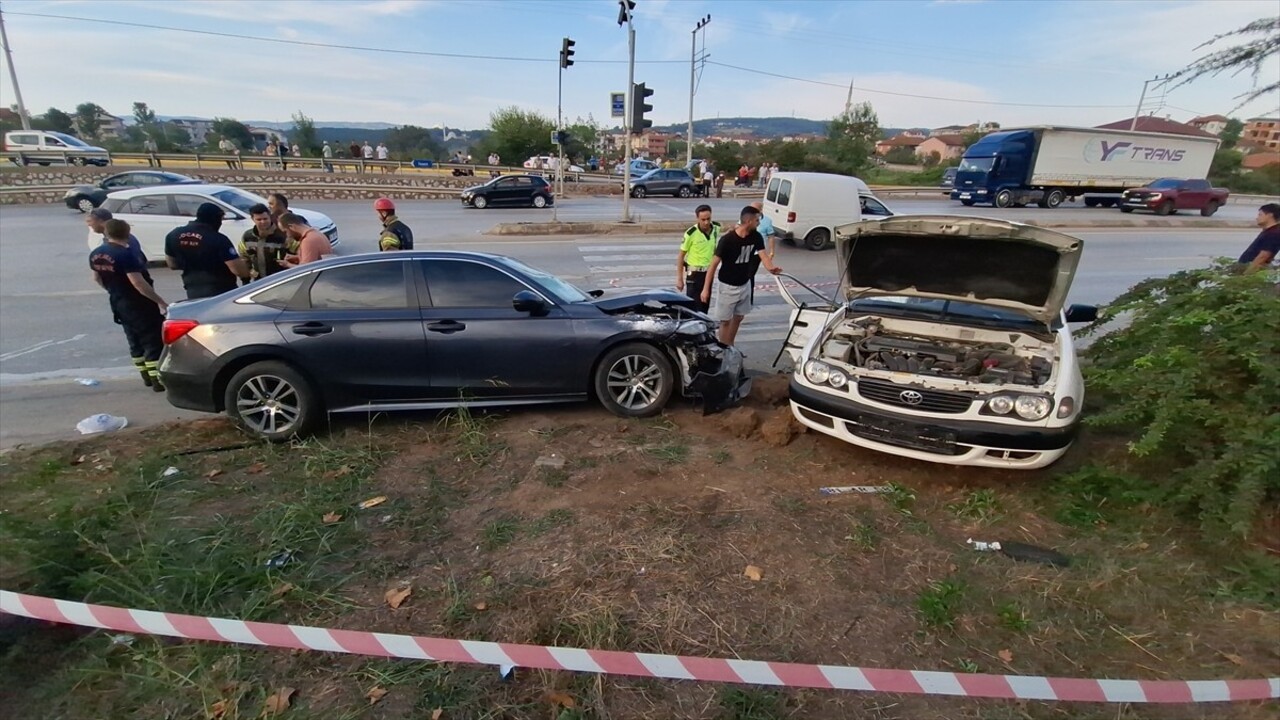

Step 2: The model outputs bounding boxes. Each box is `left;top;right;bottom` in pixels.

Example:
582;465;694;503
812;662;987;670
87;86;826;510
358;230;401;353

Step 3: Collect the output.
75;414;128;435
107;633;135;647
161;466;181;478
74;378;100;387
265;551;296;569
967;538;1002;552
820;485;891;495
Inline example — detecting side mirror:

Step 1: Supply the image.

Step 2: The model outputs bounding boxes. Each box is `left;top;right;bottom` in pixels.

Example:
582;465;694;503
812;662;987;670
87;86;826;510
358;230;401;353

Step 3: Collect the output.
512;290;549;316
1064;304;1097;323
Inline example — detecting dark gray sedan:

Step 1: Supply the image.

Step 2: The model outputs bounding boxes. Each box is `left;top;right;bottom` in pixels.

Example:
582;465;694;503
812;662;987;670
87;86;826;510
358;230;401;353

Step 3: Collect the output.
158;251;748;440
62;171;199;212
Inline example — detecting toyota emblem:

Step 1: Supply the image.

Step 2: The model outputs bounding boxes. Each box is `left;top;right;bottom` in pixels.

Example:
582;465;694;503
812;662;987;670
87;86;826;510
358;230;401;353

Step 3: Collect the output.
899;390;924;405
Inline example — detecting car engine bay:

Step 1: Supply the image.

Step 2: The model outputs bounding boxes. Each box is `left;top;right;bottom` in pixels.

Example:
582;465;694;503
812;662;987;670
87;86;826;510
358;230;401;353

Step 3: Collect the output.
817;316;1054;387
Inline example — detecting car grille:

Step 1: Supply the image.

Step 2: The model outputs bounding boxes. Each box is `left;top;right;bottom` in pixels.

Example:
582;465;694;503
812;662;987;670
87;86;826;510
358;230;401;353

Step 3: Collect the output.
843;415;962;455
856;378;975;414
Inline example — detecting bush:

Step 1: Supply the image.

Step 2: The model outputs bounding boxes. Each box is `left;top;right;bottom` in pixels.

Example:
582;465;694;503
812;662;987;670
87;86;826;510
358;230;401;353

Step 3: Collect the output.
1078;263;1280;538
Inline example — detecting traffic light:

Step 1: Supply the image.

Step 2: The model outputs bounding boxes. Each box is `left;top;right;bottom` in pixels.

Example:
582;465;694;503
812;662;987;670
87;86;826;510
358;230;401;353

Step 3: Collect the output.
630;82;653;134
559;38;575;69
617;0;635;26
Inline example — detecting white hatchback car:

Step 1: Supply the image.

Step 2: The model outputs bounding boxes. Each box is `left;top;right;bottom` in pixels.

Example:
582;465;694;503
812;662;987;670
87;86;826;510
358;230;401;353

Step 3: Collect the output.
92;184;338;259
779;215;1096;470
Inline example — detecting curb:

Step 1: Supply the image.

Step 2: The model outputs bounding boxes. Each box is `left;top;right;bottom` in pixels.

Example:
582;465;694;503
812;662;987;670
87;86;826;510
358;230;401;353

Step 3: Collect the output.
487;218;1257;236
2;591;1276;704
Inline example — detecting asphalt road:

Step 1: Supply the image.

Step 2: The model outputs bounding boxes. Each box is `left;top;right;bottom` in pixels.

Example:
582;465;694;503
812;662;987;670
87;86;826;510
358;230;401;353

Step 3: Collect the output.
0;196;1259;448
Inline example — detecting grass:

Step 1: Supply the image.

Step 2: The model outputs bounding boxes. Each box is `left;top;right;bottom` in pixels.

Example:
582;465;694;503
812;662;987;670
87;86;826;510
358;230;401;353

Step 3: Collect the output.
481;516;521;551
948;489;1002;523
643;440;689;464
717;687;787;720
1051;464;1149;529
772;495;808;515
440;404;505;465
712;449;732;465
996;601;1031;633
843;519;878;551
917;578;965;631
539;467;569;488
528;508;576;536
883;482;916;517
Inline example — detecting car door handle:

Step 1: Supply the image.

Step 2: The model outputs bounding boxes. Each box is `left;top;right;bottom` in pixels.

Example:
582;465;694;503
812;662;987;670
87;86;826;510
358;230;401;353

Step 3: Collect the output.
291;322;332;336
427;320;466;334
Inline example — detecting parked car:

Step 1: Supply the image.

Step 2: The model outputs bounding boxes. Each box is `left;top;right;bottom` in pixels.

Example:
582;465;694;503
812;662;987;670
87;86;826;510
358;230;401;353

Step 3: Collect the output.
764;172;893;251
613;158;659;176
95;184;338;258
4;130;110;166
628;168;696;198
940;167;957;188
63;171;200;213
779;215;1097;470
158;251;748;440
1119;178;1228;216
460;174;554;209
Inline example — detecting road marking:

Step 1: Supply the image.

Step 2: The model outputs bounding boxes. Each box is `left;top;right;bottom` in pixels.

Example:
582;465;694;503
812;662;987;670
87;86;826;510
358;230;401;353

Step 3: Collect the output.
581;254;671;262
588;264;672;274
2;290;102;298
0;334;87;362
580;244;676;252
0;365;137;386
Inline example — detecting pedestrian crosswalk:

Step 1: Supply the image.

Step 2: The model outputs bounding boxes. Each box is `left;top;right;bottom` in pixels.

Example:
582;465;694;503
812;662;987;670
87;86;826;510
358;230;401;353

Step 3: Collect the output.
575;242;798;345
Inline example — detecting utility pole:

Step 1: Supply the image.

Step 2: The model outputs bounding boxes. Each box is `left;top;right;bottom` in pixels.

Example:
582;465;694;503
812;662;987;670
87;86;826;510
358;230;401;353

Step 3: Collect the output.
686;14;710;168
0;5;32;130
619;0;636;222
1130;74;1169;131
556;37;574;223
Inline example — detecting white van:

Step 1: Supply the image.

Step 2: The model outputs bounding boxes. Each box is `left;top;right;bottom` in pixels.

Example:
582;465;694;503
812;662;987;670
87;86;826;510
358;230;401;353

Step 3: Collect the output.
764;172;894;251
3;130;110;166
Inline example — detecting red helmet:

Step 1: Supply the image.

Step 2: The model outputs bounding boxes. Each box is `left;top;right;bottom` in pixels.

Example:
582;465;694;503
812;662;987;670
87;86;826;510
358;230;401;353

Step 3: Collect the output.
373;198;395;211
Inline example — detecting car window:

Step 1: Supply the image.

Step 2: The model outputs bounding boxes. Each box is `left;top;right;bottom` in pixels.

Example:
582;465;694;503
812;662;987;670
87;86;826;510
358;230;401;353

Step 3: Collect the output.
45;137;66;147
495;178;515;188
766;178;780;202
124;195;171;215
251;276;307;309
511;177;533;188
777;179;793;206
102;176;129;189
422;260;530;308
309;261;409;310
860;197;891;216
101;197;128;214
49;132;89;147
10;133;38;145
173;194;210;218
1185;179;1209;190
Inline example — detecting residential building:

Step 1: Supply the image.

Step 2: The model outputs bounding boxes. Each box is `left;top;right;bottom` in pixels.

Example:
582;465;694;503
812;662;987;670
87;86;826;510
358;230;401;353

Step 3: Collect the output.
875;134;925;155
641;131;670;157
915;134;968;161
1094;116;1214;138
167;118;214;146
930;124;968;137
1188;114;1229;136
74;109;125;141
248;126;289;151
1243;117;1280;151
1241;152;1280;171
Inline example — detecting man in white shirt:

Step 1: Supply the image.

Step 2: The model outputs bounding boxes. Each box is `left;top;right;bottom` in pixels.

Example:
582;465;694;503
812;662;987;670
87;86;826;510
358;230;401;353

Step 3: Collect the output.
362;141;374;159
376;141;390;173
219;137;240;169
321;141;333;173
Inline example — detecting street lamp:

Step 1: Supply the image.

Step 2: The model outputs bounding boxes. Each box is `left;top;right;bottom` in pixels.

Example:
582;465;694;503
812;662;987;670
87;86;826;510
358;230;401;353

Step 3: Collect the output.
619;0;636;222
687;14;710;168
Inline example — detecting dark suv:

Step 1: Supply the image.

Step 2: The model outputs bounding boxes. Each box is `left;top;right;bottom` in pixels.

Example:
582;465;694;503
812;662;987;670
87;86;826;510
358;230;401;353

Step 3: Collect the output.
460;174;554;209
628;169;696;198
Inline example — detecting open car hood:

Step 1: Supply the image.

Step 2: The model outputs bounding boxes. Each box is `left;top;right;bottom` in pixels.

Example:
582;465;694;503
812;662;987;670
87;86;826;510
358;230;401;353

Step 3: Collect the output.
833;215;1083;326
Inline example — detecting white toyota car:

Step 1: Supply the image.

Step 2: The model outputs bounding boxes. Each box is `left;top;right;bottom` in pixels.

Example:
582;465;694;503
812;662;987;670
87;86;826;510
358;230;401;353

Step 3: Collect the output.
779;215;1096;470
89;184;339;259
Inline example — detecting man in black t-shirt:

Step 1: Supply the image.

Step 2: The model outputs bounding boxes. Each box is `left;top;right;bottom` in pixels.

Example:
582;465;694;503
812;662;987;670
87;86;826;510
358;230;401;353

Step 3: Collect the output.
1238;202;1280;273
701;205;783;346
91;219;169;390
164;202;249;299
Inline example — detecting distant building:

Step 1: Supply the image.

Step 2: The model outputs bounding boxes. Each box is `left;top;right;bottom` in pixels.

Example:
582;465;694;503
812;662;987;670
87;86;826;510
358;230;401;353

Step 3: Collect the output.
74;109;125;141
167;118;214;146
247;126;289;151
1188;114;1229;136
930;124;968;137
1094;116;1214;138
1243;117;1280;151
915;134;968;161
1241;152;1280;171
875;134;926;155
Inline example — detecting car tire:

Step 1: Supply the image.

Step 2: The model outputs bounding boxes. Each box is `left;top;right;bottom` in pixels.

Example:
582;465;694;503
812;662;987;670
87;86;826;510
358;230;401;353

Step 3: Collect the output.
70;157;86;167
994;190;1013;208
224;361;320;442
1200;201;1219;217
594;342;675;419
75;196;96;213
677;185;692;198
632;186;647;198
1044;189;1065;209
804;228;830;251
532;195;547;208
473;195;488;209
1120;207;1134;213
960;199;976;206
1084;197;1099;208
1155;201;1174;216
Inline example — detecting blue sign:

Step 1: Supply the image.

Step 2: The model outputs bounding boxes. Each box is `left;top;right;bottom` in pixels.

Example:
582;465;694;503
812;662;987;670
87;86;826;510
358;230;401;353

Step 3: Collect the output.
611;92;625;118
411;159;434;168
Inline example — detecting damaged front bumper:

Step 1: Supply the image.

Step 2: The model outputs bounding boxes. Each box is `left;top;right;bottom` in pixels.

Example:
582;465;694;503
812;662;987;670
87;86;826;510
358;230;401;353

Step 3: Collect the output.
675;341;751;414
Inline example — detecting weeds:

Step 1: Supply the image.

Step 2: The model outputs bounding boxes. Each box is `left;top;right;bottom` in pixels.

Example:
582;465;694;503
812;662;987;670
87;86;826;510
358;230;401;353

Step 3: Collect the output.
948;489;1002;523
440;404;504;465
644;441;689;464
529;509;576;536
843;520;878;550
540;468;569;488
1053;465;1148;529
1215;551;1280;609
772;496;808;515
996;602;1031;633
917;578;965;631
717;687;787;720
712;449;732;465
884;482;916;517
481;517;521;551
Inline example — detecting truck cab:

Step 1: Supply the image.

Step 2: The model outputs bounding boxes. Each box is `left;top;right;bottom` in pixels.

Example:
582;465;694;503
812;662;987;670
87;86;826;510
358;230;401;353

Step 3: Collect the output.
951;130;1035;208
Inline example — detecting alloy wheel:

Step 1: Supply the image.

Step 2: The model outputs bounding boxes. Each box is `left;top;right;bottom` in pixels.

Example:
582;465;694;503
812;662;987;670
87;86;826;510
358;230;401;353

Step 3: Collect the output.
605;354;665;411
235;374;302;436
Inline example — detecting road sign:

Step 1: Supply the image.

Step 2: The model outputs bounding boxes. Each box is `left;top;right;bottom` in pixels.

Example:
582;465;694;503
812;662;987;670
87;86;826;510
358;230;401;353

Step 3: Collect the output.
610;92;625;118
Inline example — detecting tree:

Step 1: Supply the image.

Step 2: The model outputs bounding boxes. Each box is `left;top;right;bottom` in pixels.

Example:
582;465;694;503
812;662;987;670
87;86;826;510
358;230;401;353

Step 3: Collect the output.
884;146;918;165
210;117;254;150
74;102;106;141
564;115;603;162
34;107;75;134
290;111;319;155
821;101;881;175
1220;118;1244;149
482;106;555;164
384;124;443;160
132;102;156;127
1173;15;1279;109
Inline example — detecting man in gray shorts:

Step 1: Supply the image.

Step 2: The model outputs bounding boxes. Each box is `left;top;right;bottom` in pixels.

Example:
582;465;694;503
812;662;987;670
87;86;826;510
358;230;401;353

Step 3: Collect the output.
701;205;783;346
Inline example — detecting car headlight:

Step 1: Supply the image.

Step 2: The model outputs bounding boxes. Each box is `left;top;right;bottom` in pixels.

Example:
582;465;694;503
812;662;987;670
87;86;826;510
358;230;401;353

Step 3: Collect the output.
986;395;1014;415
676;320;709;336
828;370;848;389
1014;395;1051;420
804;360;831;385
1149;192;1162;200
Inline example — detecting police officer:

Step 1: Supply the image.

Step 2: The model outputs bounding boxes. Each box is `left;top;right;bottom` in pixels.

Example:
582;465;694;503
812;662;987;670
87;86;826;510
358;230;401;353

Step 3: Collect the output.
675;204;720;312
91;219;169;390
374;197;413;251
238;203;292;282
164;202;249;299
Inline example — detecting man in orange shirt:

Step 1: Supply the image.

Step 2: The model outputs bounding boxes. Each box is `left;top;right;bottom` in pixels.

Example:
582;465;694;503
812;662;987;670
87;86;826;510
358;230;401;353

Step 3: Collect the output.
278;213;333;268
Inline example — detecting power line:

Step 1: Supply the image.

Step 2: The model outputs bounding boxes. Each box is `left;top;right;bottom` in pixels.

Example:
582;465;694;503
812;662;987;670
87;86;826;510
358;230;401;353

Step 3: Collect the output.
706;61;1135;109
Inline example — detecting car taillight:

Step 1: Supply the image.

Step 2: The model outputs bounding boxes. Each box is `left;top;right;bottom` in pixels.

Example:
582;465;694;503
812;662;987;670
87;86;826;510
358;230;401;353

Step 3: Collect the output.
162;319;199;345
787;211;796;222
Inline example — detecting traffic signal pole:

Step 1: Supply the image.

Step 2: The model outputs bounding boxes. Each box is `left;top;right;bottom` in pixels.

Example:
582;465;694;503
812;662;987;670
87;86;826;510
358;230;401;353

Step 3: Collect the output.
623;16;635;222
555;61;562;222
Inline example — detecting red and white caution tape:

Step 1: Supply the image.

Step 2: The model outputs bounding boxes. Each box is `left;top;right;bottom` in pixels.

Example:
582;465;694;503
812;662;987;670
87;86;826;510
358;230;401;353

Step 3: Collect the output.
2;591;1276;704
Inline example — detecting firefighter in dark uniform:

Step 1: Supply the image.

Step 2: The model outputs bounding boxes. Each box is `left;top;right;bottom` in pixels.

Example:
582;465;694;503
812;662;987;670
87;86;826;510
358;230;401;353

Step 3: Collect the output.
91;219;169;390
238;203;292;282
164;202;249;299
374;197;414;251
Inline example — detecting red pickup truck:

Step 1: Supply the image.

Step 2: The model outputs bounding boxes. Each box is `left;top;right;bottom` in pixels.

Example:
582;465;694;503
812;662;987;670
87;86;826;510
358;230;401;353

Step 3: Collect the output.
1120;178;1229;217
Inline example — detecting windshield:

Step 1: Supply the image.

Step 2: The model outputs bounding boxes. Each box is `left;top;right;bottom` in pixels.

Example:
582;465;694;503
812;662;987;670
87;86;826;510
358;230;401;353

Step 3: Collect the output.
497;257;590;304
1146;178;1180;189
958;157;994;173
48;132;90;147
848;295;1044;330
212;188;266;213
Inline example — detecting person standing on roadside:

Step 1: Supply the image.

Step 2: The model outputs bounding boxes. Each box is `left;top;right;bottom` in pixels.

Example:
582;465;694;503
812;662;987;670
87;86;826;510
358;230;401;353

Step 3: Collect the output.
142;136;158;167
218;136;240;169
164;202;249;299
376;141;390;173
373;197;414;251
92;219;169;391
238;203;292;282
349;140;362;172
1238;202;1280;273
714;171;725;198
676;204;721;312
702;167;714;198
321;141;333;173
279;213;333;268
701;205;783;346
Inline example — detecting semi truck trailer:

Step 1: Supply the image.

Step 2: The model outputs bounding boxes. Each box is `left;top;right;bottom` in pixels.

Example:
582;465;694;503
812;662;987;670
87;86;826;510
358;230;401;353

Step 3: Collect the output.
951;126;1219;209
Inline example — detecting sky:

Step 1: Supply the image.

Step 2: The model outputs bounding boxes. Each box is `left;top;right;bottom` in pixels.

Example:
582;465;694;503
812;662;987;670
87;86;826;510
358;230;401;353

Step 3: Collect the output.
1;0;1278;132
